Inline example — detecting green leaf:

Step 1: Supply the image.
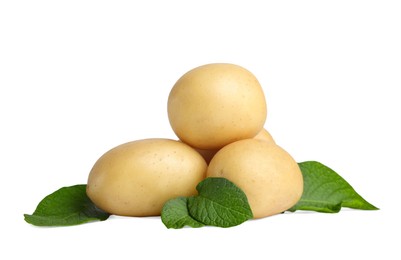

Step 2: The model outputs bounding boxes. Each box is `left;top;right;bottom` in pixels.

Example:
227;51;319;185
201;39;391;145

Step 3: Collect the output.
288;161;379;213
161;197;204;229
188;177;253;228
24;184;110;226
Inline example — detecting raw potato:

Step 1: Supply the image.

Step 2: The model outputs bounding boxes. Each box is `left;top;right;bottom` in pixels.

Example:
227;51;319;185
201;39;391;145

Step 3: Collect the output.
168;63;267;150
86;139;207;216
194;128;274;164
254;128;275;143
207;139;303;218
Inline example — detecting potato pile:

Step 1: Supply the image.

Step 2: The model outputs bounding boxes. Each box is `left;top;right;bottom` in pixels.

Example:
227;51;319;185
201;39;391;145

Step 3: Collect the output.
86;63;303;219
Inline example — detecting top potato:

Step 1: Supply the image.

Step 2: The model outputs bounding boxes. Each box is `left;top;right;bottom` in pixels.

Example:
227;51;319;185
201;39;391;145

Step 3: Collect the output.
167;63;267;150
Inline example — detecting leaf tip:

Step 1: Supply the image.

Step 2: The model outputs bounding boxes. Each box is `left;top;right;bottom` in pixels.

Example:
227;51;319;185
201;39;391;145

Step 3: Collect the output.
366;204;380;211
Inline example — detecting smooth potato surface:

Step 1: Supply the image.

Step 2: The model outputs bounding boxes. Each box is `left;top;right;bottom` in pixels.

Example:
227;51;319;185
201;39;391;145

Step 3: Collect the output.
194;128;274;164
168;63;267;150
253;128;275;143
87;139;207;216
207;139;303;218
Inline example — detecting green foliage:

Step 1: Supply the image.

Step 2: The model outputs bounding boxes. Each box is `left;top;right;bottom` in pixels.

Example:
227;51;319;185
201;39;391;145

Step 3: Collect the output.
162;178;253;228
288;161;378;213
24;185;110;226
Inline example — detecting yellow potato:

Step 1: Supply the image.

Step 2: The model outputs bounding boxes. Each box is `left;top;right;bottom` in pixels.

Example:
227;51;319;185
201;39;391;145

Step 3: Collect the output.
168;63;267;150
193;128;274;164
254;128;275;143
207;139;303;218
86;138;207;216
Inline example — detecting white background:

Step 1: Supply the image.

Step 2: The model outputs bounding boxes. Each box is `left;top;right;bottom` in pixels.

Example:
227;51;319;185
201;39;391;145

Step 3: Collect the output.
1;1;400;259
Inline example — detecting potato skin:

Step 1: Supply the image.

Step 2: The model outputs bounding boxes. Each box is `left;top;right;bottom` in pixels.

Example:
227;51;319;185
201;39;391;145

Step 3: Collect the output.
86;139;207;217
168;63;267;150
193;128;274;164
207;139;303;218
254;128;275;143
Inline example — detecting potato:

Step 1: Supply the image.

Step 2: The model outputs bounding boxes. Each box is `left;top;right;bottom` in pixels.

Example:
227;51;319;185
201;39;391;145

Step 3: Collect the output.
194;128;275;164
254;128;275;143
168;63;267;150
207;139;303;218
86;138;207;216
